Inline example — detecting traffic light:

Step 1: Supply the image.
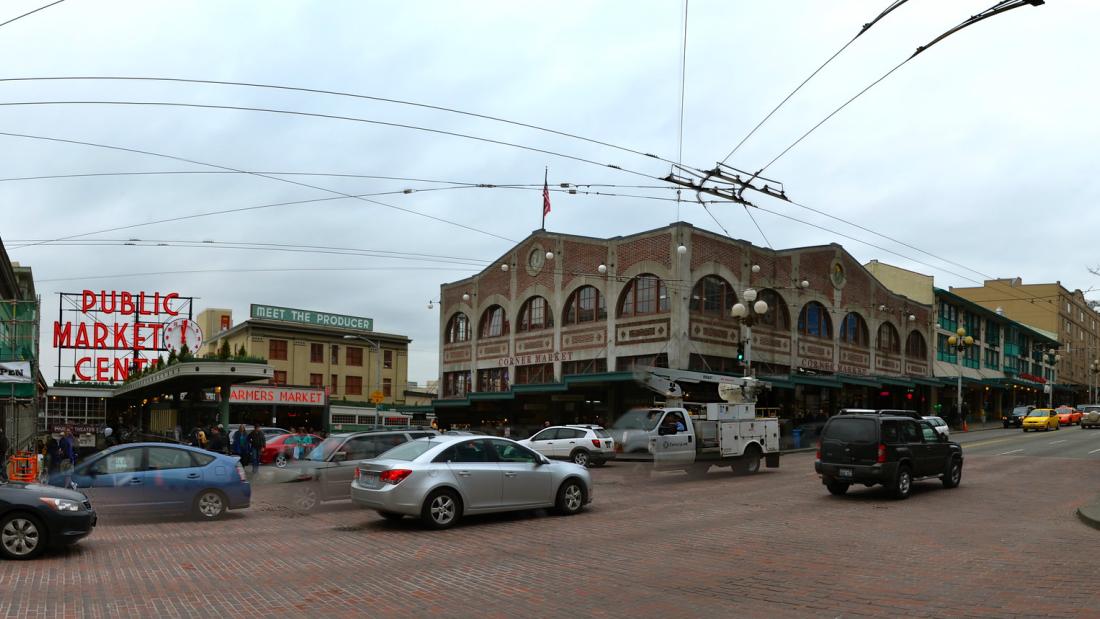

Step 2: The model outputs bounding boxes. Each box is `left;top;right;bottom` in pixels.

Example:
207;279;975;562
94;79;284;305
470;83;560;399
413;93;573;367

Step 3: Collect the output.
736;342;745;362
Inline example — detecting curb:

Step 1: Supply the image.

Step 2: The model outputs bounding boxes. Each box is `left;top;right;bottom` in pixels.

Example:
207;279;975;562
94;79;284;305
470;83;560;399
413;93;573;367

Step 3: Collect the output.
1076;500;1100;531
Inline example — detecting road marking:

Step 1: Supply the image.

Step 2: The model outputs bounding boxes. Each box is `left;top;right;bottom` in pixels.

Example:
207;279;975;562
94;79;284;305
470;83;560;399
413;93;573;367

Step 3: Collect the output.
1050;440;1067;445
999;449;1024;455
961;436;1026;449
1089;448;1100;455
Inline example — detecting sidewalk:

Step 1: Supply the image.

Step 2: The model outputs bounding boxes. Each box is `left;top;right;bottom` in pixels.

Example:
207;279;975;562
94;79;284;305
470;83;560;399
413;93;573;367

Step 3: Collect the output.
1077;497;1100;531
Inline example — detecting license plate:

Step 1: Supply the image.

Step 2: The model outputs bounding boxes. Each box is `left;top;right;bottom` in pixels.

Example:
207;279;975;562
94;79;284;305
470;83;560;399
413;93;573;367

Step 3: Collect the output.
363;472;379;488
838;468;853;478
604;441;611;447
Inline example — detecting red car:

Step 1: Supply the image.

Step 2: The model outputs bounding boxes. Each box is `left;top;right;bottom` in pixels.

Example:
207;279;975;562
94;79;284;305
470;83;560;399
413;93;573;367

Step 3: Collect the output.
1055;406;1082;426
261;433;323;468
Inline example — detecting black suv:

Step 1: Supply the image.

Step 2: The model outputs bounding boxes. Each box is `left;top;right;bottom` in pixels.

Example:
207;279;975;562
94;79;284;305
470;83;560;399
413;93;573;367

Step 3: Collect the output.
814;414;963;499
1002;405;1033;428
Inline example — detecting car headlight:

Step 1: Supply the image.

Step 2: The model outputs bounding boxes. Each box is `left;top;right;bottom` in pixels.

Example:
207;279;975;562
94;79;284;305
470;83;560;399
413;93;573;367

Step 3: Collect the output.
39;497;81;512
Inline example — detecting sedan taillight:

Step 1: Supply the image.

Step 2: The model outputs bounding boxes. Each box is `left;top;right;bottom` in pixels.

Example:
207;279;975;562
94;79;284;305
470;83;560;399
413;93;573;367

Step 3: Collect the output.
379;469;413;485
354;467;361;481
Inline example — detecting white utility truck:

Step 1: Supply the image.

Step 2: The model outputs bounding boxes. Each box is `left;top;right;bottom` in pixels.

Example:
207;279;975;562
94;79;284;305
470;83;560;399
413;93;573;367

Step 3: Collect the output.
610;368;781;475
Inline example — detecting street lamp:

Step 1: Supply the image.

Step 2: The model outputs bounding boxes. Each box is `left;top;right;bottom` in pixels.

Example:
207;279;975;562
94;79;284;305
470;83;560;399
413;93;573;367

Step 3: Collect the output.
343;334;384;404
1091;359;1100;403
946;326;975;428
731;288;769;376
1042;350;1062;408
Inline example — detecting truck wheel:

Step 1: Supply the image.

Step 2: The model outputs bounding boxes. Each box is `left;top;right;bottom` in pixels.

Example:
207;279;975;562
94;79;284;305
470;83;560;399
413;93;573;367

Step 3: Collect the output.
942;458;962;489
890;465;912;500
735;445;762;475
826;481;849;496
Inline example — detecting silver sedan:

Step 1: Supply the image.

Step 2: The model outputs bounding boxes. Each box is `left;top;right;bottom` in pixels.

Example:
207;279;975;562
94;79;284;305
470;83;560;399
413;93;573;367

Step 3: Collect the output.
350;436;593;529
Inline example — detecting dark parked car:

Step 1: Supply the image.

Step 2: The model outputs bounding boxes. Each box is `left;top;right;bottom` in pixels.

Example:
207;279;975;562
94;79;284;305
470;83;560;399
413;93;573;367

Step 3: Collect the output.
0;481;96;559
284;429;437;511
1003;405;1033;428
814;414;963;500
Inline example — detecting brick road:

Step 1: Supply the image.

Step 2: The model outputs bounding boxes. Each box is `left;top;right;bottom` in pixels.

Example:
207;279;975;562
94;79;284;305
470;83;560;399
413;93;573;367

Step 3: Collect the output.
2;452;1099;619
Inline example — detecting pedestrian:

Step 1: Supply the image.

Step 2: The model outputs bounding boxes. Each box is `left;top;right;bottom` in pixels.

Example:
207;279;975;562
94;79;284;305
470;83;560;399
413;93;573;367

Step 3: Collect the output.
46;433;60;477
289;427;303;461
0;428;8;482
543;421;551;428
299;429;315;459
208;426;226;453
247;426;265;474
59;430;77;487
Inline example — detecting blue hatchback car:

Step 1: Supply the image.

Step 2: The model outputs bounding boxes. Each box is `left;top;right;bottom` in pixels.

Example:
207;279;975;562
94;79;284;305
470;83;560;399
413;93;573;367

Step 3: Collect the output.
53;443;250;520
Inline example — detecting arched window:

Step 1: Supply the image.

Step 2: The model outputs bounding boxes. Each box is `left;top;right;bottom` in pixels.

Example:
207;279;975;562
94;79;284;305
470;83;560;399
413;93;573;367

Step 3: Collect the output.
877;322;901;354
445;312;469;344
619;274;669;318
905;330;927;358
690;276;736;318
756;289;790;330
839;312;869;347
797;302;832;338
563;286;606;325
518;296;553;332
479;305;508;338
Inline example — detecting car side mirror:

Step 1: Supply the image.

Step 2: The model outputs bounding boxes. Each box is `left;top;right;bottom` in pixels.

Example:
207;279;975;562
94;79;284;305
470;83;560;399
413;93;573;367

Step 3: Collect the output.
333;451;347;463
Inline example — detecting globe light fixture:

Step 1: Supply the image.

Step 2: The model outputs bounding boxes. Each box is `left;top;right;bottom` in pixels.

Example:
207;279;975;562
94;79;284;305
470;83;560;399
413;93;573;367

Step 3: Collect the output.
731;303;748;318
753;300;768;315
800;280;810;289
501;263;509;272
677;244;688;256
462;293;470;302
751;264;761;274
597;264;607;274
545;251;555;261
743;288;758;302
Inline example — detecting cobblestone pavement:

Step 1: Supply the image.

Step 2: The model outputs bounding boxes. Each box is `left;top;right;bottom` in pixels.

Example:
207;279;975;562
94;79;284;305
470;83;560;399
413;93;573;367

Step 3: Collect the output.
2;452;1099;618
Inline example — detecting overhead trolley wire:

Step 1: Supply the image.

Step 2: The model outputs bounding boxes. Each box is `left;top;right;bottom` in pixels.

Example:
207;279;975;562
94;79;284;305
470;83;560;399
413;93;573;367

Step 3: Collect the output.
720;0;912;165
0;0;67;31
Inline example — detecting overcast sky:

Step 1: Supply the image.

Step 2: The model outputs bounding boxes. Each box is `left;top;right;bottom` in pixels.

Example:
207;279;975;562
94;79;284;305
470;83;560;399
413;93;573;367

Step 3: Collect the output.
1;0;1095;385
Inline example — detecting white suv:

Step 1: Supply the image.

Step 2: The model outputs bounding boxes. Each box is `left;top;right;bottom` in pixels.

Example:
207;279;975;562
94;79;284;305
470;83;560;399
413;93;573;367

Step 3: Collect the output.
519;425;616;467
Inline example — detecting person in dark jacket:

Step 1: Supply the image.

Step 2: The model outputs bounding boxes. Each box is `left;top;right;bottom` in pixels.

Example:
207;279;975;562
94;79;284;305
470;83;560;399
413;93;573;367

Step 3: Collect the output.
247;427;265;474
207;426;226;453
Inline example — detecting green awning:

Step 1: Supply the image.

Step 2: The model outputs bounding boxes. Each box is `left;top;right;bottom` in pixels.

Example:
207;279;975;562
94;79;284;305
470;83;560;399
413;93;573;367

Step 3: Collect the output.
759;375;795;390
837;374;882;388
790;374;840;388
878;376;915;388
908;377;943;387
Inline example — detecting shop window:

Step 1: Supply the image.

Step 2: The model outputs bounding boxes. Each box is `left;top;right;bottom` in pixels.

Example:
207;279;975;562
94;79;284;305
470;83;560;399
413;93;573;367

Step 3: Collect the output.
755;289;790;330
331;344;339;364
619;274;669;318
561;358;608;375
347;346;363;367
690;276;736;318
518;296;553;332
269;339;288;361
477;368;508;392
443;371;470;397
905;331;927;358
383;378;392;397
839;313;869;347
331;374;338;394
445;313;470;343
479;305;509;338
563;286;606;325
877;323;900;354
273;370;287;385
346;376;363;396
514;363;554;384
310;343;323;363
309;373;323;388
384;349;393;369
797;302;832;338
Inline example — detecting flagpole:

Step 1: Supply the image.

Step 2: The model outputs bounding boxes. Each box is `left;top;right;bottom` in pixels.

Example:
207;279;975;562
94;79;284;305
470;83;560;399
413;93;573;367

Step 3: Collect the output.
542;166;548;230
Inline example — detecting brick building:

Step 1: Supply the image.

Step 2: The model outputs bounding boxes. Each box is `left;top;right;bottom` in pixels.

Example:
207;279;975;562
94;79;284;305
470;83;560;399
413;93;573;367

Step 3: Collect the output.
435;223;937;433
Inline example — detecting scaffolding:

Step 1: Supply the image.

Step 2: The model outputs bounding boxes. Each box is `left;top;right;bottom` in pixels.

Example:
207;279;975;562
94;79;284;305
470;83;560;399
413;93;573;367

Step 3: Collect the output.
1;296;40;453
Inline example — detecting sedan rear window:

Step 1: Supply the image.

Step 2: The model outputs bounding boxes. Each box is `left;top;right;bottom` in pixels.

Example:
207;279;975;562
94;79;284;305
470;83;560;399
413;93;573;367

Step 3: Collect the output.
380;440;441;461
822;418;877;443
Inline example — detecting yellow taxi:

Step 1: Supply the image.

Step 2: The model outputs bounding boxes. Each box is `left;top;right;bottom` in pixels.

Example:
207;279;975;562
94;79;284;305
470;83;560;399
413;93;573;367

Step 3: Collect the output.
1022;408;1060;432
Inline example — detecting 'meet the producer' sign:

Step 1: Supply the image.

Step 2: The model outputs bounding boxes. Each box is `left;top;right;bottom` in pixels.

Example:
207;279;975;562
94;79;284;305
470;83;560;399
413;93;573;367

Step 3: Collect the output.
250;304;373;332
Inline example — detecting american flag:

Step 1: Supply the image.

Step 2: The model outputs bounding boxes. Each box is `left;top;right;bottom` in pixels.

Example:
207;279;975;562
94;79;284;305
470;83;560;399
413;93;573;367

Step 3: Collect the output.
542;170;551;218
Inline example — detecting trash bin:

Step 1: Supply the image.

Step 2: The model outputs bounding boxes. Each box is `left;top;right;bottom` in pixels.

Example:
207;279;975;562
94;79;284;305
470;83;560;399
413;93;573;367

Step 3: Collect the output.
791;428;802;449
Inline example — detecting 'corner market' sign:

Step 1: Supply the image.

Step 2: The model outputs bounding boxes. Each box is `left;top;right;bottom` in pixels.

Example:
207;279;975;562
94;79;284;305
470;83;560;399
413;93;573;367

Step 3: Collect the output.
250;304;373;332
